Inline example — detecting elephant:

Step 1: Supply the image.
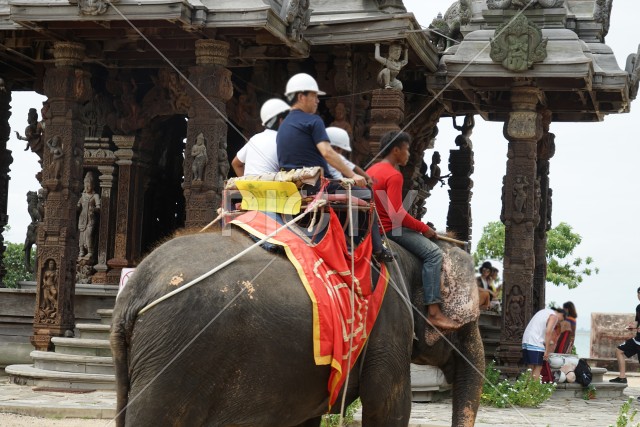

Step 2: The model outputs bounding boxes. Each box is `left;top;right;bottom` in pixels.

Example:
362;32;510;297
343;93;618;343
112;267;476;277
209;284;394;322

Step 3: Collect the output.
111;225;485;426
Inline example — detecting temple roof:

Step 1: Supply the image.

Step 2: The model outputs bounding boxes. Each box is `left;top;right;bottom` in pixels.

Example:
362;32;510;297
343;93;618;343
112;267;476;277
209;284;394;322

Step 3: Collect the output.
426;0;634;122
0;0;439;89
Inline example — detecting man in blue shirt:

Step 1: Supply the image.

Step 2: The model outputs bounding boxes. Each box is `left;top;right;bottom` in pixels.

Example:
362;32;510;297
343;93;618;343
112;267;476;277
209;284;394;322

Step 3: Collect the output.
277;73;392;262
277;73;366;187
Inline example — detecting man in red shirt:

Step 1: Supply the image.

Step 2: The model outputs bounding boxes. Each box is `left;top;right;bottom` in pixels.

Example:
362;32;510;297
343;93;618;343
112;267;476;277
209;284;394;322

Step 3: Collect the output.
367;131;456;330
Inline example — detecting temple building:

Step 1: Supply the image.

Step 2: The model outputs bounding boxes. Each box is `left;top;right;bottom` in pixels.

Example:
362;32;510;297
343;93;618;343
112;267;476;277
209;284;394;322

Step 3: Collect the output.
0;0;637;376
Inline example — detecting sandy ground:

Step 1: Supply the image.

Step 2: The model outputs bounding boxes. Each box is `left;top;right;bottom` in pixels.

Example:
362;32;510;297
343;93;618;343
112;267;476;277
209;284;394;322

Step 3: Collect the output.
0;413;113;426
1;374;638;426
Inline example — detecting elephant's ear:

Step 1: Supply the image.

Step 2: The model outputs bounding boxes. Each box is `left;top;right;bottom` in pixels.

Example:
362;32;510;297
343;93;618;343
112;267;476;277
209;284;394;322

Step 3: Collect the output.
424;243;480;345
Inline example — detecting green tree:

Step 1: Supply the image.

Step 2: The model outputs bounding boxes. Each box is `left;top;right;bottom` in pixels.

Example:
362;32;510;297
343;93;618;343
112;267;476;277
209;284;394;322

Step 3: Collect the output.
2;241;36;288
473;221;598;289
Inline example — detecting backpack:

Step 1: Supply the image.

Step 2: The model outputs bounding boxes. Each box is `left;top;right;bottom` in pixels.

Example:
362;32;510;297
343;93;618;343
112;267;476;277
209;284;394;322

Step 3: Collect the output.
573;358;593;386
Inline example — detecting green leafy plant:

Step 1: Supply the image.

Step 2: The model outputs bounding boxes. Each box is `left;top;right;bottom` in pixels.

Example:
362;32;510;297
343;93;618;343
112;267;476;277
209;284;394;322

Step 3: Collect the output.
321;399;361;427
474;221;598;289
2;241;36;288
609;397;639;427
582;384;597;400
481;362;555;408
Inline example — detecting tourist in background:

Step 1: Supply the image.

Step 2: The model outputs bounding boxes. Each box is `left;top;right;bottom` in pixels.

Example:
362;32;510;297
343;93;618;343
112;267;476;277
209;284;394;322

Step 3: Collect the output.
609;287;640;384
563;301;578;350
476;261;495;310
522;307;566;380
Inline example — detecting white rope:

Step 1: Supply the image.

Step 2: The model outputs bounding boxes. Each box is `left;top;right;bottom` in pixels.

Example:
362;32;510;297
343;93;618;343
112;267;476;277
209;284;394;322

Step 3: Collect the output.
138;200;326;316
337;181;357;426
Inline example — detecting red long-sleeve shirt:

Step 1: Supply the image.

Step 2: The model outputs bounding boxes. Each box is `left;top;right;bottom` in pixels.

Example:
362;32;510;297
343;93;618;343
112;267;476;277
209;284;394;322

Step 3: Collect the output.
367;161;429;234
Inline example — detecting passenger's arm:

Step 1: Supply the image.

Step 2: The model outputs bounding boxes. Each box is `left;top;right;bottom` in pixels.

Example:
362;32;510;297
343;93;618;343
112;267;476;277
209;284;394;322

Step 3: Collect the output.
231;156;245;177
317;141;366;186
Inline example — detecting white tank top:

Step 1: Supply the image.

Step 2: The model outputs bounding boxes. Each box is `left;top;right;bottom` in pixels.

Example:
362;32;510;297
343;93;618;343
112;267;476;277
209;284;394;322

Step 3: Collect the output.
522;308;556;349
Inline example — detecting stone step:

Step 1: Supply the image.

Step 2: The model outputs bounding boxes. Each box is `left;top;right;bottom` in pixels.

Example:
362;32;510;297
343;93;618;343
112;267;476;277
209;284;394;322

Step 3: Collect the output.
97;309;113;326
5;364;115;390
52;337;112;357
76;323;111;340
31;351;113;376
553;381;626;399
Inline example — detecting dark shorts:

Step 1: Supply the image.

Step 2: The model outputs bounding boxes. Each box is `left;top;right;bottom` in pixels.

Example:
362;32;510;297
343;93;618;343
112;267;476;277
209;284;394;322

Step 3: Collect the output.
618;338;640;360
522;348;544;366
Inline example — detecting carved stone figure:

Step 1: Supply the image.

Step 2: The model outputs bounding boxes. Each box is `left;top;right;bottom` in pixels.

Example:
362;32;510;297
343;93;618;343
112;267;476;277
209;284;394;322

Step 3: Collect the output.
15;108;45;161
330;102;353;139
594;0;613;41
490;15;548;72
374;43;408;90
24;190;42;273
487;0;564;9
46;135;64;180
505;285;525;340
218;143;230;189
626;44;640;101
453;114;475;150
425;151;446;191
428;0;472;52
513;175;529;213
191;133;208;181
77;171;101;261
40;259;58;319
283;0;312;42
77;0;115;16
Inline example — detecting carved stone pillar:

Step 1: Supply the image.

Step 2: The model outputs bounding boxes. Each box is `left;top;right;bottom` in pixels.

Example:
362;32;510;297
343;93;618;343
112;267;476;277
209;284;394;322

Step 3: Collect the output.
533;110;555;312
106;135;135;284
0;79;12;285
184;40;233;229
368;89;405;156
92;165;115;284
446;147;474;241
497;86;543;375
32;42;91;350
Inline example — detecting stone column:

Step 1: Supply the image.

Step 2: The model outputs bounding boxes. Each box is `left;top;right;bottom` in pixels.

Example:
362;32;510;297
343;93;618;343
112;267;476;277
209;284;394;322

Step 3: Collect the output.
183;40;233;229
497;86;543;375
446;148;474;241
32;42;91;350
92;165;115;284
106;135;135;284
368;89;405;156
533;109;555;312
0;80;12;285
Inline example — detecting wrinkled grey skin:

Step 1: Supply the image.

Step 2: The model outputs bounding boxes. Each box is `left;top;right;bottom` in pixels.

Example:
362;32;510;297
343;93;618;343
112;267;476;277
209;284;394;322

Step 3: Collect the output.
111;230;484;427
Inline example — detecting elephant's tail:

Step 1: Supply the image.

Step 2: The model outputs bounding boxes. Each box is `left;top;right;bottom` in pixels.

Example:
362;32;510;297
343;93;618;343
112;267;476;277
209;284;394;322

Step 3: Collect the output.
110;309;132;427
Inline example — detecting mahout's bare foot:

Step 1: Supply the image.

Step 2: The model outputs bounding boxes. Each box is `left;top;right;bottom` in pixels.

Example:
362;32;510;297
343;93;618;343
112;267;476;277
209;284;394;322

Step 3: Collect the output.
428;313;459;331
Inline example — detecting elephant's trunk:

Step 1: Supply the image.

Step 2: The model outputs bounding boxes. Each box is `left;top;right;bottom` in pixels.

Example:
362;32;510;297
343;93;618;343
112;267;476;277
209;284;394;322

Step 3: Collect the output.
451;321;484;427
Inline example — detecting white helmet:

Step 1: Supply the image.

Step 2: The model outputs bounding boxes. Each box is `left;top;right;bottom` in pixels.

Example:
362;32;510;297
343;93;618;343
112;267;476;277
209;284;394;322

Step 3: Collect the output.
260;98;290;126
326;127;351;152
284;73;326;97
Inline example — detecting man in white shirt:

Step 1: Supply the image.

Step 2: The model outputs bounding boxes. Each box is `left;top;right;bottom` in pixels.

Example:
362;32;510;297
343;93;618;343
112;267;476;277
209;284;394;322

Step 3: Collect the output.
522;307;566;379
232;98;290;176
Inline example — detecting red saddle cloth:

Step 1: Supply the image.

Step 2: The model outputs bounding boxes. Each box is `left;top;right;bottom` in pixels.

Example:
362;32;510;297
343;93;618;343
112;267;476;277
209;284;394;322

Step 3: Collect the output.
231;209;389;408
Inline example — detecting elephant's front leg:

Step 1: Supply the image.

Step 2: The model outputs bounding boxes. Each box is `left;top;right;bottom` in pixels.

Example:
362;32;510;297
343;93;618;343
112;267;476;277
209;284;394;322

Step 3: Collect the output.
451;321;485;427
358;342;412;426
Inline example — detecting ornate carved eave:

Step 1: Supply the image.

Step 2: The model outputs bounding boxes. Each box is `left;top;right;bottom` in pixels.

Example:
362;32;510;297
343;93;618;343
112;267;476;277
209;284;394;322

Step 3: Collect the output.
427;27;630;122
9;0;190;22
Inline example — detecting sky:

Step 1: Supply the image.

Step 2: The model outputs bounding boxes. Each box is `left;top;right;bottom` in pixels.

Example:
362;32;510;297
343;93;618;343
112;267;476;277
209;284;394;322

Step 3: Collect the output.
3;1;639;335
